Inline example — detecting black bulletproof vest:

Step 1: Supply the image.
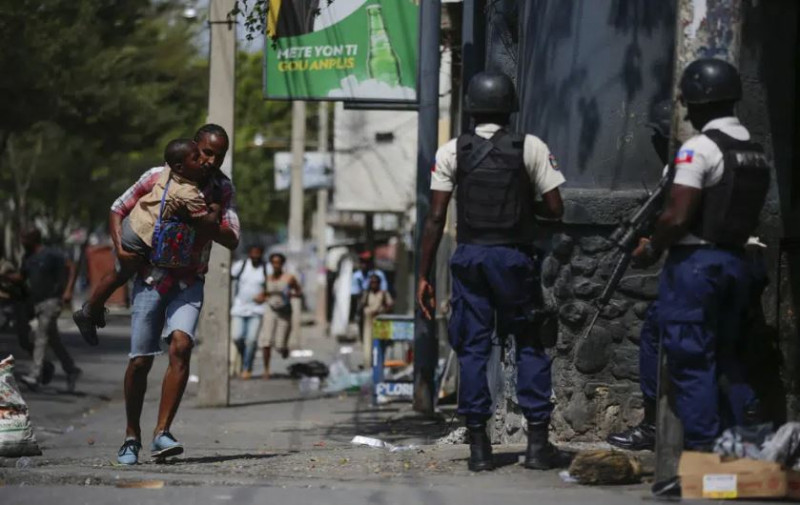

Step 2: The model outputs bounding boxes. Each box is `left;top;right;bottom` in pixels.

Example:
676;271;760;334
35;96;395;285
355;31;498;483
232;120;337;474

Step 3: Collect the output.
689;129;771;246
455;130;536;245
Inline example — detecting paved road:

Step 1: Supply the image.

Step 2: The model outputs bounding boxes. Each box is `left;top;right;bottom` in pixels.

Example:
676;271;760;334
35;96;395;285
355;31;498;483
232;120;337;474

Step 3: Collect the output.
4;481;657;505
2;312;776;504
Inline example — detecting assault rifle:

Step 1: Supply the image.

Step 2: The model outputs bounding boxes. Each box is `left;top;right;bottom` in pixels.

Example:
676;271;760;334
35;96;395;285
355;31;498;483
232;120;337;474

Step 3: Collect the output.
583;173;670;339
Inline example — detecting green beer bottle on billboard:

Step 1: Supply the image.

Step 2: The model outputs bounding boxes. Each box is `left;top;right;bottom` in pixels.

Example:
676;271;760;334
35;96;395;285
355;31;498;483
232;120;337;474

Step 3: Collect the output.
366;3;401;86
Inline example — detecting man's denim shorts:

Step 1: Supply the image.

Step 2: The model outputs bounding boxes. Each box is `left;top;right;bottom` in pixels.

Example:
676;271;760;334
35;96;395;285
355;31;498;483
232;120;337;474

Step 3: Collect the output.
129;277;204;358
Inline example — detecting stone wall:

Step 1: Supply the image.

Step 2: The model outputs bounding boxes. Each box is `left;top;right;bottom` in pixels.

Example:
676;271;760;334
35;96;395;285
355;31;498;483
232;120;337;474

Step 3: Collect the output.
546;230;661;442
491;211;664;444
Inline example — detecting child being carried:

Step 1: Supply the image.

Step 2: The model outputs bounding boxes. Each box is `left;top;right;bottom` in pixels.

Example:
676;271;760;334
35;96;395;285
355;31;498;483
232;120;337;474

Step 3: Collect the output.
73;139;221;345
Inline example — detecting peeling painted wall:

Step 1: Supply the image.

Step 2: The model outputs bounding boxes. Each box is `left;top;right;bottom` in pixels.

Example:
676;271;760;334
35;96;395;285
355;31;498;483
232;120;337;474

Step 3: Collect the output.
515;0;677;190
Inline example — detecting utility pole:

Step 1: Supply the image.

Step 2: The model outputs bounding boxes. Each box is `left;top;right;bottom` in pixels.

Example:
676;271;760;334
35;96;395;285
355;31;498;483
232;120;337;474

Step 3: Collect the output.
197;0;236;407
655;0;743;482
316;103;329;331
289;101;306;252
413;0;441;415
288;100;306;349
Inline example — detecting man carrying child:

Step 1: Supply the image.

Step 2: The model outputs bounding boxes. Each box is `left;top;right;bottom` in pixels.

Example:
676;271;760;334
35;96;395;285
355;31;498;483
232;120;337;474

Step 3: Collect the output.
75;124;239;465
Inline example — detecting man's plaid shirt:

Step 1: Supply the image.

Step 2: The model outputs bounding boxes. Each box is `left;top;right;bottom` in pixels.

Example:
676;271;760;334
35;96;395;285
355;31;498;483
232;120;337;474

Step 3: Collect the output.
111;165;240;292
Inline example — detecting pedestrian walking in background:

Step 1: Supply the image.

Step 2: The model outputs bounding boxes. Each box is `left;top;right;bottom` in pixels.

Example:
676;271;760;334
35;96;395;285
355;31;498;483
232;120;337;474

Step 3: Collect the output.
16;229;81;392
256;253;301;379
359;274;394;368
230;244;267;379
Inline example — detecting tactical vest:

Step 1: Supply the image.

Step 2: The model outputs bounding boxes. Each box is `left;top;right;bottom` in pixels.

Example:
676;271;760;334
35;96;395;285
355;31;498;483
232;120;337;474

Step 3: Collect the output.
689;129;771;246
455;130;536;245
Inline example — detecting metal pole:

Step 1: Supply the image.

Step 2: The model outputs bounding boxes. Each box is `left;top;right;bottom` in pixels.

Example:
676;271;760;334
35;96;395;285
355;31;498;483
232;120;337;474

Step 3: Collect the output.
197;0;236;407
413;0;441;414
316;102;329;330
655;0;743;482
289;100;306;253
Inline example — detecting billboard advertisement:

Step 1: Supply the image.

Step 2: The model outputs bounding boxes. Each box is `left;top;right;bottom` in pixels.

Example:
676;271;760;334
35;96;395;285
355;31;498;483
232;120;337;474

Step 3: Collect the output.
264;0;419;102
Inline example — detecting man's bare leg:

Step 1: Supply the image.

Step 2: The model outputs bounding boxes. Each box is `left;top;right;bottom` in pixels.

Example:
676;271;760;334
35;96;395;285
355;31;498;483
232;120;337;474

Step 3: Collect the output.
154;331;193;434
124;356;154;441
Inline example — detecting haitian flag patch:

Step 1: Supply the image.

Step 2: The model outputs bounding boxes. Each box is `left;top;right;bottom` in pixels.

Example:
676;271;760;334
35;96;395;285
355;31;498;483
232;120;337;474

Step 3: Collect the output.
549;153;560;170
675;149;695;164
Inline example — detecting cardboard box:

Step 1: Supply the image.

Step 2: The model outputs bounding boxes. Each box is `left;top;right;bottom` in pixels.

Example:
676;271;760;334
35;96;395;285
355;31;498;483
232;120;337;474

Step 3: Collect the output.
679;451;800;500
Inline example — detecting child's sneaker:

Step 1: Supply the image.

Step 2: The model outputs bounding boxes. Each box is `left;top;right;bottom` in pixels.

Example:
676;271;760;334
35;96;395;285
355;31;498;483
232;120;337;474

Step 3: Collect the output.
72;305;107;346
72;307;99;346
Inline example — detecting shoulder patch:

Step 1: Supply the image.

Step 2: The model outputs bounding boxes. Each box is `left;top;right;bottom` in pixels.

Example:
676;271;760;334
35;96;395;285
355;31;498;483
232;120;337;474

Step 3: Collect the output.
549;153;560;170
675;149;695;165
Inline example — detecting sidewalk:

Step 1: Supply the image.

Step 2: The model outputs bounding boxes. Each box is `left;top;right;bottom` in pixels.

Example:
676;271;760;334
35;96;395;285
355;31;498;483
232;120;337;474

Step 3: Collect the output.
0;315;658;504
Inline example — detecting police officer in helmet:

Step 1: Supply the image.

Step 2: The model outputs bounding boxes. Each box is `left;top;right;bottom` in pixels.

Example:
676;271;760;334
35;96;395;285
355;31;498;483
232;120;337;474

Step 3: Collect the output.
632;58;770;450
417;72;567;471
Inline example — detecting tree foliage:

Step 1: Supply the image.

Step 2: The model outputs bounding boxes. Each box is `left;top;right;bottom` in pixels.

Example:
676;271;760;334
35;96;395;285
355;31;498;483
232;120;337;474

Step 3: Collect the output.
0;0;208;251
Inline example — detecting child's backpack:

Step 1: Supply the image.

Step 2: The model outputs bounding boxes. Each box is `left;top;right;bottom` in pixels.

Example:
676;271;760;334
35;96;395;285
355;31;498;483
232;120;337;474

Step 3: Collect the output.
150;177;197;268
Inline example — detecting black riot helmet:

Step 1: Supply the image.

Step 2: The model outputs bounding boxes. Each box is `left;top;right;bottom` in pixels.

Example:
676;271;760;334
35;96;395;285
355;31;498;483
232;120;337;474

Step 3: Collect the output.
646;100;673;138
464;72;518;114
679;58;742;104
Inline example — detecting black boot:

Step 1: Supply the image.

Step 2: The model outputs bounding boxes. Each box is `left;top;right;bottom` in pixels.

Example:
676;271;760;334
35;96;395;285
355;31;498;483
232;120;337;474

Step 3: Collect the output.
524;421;571;470
607;398;656;451
467;423;494;472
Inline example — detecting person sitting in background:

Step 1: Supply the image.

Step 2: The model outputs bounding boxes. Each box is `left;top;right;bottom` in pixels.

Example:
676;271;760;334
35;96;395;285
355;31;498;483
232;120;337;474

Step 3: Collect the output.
230;244;267;379
256;253;301;379
359;274;394;369
73;139;221;345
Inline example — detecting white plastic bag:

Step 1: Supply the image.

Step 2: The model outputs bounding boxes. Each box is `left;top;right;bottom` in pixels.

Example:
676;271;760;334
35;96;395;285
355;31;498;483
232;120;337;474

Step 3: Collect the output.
0;355;42;457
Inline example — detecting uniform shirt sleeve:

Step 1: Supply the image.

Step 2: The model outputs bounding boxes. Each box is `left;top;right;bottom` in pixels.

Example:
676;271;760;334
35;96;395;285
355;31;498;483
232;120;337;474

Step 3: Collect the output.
671;135;721;189
523;135;566;195
431;139;458;192
111;166;164;217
